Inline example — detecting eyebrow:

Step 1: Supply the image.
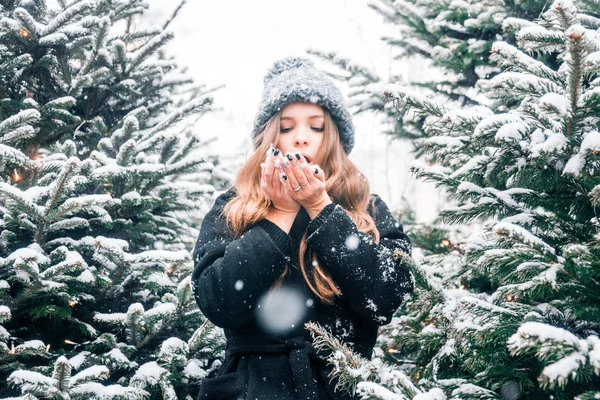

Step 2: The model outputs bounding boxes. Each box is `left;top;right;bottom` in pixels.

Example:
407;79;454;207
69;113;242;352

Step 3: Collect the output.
280;115;324;121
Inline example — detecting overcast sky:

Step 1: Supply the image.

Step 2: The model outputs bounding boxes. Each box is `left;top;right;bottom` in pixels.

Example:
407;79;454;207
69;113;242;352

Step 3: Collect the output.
145;0;440;222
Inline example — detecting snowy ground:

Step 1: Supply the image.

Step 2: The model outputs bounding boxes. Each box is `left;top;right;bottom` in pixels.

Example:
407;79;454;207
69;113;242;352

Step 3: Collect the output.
145;0;442;222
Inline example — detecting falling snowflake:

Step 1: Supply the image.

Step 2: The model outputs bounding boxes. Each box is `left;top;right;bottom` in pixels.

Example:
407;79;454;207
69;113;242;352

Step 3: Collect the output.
234;280;244;291
344;234;360;250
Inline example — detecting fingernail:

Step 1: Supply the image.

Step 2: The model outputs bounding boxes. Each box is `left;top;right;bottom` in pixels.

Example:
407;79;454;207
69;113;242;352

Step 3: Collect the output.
315;168;319;174
273;149;280;156
294;152;301;160
283;159;290;168
286;153;294;161
282;174;287;180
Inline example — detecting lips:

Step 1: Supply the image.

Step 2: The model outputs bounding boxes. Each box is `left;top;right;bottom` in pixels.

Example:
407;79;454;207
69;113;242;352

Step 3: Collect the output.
302;154;312;163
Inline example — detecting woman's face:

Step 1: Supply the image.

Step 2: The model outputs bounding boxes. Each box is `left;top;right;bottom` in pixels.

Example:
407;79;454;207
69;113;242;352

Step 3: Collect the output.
275;102;325;165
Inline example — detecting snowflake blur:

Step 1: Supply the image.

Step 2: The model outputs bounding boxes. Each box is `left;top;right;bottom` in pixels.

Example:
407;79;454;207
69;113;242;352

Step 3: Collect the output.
255;286;308;336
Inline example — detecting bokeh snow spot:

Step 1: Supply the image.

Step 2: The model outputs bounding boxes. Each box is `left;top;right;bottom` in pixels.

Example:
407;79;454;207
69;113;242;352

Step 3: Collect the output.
234;280;244;291
345;234;360;250
256;286;307;335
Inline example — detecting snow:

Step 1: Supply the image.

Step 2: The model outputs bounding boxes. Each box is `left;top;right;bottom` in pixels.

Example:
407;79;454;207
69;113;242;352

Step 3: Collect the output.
589;336;600;374
414;388;446;400
563;153;586;177
160;337;188;357
344;234;360;250
8;370;54;387
473;114;522;138
0;305;11;321
16;340;46;351
581;130;600;153
94;312;127;324
106;348;130;364
530;131;567;158
234;280;244;290
539;93;570;116
256;286;307;335
131;361;167;386
72;382;148;398
541;351;585;388
145;303;176;318
511;322;580;347
495;121;526;142
184;359;208;380
68;352;88;369
76;269;95;283
493;222;555;254
71;365;110;385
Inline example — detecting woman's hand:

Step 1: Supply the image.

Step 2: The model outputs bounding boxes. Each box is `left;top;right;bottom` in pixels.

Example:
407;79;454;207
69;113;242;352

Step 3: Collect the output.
281;152;332;218
261;150;300;214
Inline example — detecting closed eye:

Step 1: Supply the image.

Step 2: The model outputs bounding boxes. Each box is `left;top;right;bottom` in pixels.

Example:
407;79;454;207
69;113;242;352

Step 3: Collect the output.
312;127;324;132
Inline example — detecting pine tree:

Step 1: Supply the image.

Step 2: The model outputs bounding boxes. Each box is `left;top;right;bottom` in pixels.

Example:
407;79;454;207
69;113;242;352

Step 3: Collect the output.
311;0;600;399
0;1;225;398
308;0;585;154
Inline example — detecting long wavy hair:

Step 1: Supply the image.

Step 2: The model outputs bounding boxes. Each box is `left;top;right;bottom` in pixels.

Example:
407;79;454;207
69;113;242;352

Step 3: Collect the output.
223;105;380;304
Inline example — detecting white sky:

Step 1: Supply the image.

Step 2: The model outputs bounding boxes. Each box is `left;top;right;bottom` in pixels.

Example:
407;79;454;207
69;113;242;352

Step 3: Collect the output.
146;0;441;222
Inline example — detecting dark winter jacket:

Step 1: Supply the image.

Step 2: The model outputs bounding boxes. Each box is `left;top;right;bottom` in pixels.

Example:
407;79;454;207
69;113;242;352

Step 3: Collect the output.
192;187;414;400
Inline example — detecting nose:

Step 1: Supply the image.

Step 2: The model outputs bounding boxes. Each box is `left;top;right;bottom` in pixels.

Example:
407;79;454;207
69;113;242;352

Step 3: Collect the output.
294;128;310;147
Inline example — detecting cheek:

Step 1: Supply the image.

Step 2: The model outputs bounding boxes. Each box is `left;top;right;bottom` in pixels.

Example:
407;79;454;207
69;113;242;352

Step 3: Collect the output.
275;136;291;152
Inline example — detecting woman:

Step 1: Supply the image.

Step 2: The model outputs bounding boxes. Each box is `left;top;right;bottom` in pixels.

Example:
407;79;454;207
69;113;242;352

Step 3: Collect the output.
192;57;414;400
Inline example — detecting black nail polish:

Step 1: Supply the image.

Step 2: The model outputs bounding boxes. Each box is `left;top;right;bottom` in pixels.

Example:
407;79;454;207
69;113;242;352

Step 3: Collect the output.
295;153;301;160
273;149;280;156
286;153;293;161
282;174;287;180
315;168;319;174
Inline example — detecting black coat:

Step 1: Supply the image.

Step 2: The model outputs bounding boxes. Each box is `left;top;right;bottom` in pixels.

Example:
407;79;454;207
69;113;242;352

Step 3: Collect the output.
192;187;414;400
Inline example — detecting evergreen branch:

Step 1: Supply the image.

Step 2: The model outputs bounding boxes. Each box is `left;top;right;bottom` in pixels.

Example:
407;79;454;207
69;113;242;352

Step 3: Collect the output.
40;255;86;279
80;16;111;76
44;157;80;211
565;26;585;137
162;0;186;31
490;41;564;83
384;84;447;118
306;49;381;82
516;25;566;55
46;194;112;223
488;72;565;101
52;356;71;392
41;0;95;36
0;183;44;220
549;0;579;31
0;109;40;136
12;7;43;37
136;97;213;152
126;30;174;75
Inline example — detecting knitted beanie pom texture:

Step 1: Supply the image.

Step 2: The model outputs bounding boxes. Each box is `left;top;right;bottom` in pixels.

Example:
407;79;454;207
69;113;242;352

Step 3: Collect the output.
252;56;355;154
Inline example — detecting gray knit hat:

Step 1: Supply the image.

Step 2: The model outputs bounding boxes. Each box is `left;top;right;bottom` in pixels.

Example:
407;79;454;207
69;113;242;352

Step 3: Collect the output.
252;56;355;154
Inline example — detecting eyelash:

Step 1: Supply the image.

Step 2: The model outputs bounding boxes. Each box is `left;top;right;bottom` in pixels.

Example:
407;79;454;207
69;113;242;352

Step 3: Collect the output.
280;127;324;133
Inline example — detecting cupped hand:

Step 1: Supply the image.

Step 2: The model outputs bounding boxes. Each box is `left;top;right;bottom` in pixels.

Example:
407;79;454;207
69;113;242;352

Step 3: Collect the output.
281;152;331;212
261;151;300;214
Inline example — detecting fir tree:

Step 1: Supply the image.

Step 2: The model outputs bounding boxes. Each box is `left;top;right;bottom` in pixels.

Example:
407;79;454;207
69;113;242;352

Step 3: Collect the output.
311;0;600;399
308;0;598;154
0;1;225;398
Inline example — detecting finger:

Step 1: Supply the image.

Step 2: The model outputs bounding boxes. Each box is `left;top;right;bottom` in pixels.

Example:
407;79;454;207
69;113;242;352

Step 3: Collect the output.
270;155;284;190
284;152;302;193
278;170;289;194
292;152;310;187
313;164;325;182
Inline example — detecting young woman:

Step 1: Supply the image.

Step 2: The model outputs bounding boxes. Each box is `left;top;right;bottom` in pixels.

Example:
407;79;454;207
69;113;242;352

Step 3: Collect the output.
192;57;414;400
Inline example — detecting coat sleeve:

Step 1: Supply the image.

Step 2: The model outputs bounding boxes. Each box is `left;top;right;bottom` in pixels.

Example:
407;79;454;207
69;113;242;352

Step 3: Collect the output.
305;194;414;325
191;188;293;330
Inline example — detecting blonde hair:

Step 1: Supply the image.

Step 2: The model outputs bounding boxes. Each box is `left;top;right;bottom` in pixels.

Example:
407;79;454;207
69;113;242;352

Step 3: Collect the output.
223;106;380;304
